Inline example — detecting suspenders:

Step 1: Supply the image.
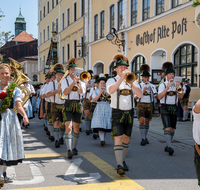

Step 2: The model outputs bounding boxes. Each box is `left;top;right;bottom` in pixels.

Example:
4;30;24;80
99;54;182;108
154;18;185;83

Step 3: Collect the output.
138;83;152;102
163;83;177;105
113;78;133;109
53;81;55;103
66;78;80;100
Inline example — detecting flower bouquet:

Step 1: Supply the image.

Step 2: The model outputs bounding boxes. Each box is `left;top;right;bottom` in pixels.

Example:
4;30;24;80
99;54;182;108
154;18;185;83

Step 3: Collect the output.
192;0;200;7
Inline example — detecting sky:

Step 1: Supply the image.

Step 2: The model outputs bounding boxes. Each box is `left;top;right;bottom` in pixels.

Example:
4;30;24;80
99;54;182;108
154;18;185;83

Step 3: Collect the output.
0;0;38;39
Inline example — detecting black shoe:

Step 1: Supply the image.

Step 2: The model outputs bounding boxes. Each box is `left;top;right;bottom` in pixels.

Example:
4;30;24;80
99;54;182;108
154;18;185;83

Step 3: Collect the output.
46;131;50;136
86;130;90;135
3;172;6;179
168;147;174;156
43;123;45;127
59;137;64;145
90;130;93;134
164;146;169;152
101;141;105;147
72;148;78;155
49;136;55;141
44;127;48;131
123;161;129;171
93;133;98;139
68;150;73;159
55;140;60;148
145;138;149;144
79;128;82;132
116;165;125;175
140;139;146;146
24;125;28;128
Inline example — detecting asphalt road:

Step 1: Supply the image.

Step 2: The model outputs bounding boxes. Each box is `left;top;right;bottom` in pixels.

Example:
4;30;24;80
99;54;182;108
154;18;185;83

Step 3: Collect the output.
2;114;199;190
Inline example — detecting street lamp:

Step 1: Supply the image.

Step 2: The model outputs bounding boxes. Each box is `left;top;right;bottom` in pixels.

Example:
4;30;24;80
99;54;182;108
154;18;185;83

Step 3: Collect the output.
106;28;125;51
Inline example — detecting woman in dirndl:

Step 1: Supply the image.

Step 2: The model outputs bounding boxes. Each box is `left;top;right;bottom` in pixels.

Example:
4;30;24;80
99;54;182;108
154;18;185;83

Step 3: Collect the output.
91;74;112;146
0;64;29;186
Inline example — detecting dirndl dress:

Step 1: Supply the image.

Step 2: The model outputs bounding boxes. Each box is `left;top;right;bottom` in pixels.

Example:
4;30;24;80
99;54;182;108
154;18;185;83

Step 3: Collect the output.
0;88;25;166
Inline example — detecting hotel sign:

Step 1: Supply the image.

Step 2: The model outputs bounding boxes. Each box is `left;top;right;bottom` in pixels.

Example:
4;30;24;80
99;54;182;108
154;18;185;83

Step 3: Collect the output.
136;18;187;46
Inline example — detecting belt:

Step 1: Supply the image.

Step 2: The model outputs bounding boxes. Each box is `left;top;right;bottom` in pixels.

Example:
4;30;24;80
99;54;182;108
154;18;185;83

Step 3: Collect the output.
72;86;78;92
120;89;132;96
167;91;176;96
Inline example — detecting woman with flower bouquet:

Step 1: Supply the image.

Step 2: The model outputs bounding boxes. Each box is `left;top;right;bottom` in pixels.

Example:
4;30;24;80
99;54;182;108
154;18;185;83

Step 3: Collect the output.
0;64;29;186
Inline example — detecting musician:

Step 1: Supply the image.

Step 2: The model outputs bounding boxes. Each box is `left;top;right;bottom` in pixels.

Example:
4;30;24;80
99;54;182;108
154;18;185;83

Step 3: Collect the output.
0;64;29;186
158;62;178;156
61;58;86;159
91;74;112;146
106;53;142;175
46;63;65;148
179;78;191;122
135;64;157;146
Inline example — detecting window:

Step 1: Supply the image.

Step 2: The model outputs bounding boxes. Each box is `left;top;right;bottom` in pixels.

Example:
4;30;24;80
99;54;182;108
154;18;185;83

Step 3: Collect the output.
43;29;45;43
131;55;146;82
62;13;65;30
52;21;55;32
40;32;41;45
156;0;165;15
62;46;65;64
174;44;198;87
56;0;58;6
74;2;77;22
43;55;45;70
110;5;115;30
109;61;115;74
81;0;85;16
43;6;45;17
74;40;77;58
143;0;150;21
118;0;123;30
67;8;70;26
172;0;181;8
56;18;58;33
67;44;70;60
100;11;105;38
40;10;42;21
47;26;49;40
131;0;138;25
94;14;98;41
47;1;49;13
52;0;54;9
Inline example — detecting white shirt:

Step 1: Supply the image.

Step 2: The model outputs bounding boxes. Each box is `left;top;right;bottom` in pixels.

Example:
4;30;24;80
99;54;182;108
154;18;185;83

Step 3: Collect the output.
193;106;200;144
61;75;86;100
46;80;65;104
26;83;35;94
42;83;51;102
92;88;100;99
136;82;154;103
106;75;139;110
158;80;178;104
89;87;96;102
183;84;190;95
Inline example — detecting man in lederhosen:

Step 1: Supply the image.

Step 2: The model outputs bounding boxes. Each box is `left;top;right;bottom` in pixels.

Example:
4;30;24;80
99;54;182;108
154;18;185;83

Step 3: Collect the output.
61;58;86;159
179;78;191;122
106;53;142;175
135;64;157;146
158;62;179;156
46;63;65;148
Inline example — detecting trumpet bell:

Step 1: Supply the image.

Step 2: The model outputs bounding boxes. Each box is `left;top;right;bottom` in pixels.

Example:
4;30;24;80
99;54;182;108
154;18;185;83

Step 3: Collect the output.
80;71;91;83
177;87;183;94
9;57;24;70
126;73;137;84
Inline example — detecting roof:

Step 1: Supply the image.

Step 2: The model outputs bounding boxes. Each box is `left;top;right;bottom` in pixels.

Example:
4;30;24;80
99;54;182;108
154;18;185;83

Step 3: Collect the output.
17;55;38;62
15;8;26;24
12;31;35;42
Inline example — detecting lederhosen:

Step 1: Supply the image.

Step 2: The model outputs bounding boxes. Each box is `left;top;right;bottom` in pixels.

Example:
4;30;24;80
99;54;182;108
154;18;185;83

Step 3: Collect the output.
180;85;191;107
160;83;178;129
137;83;153;120
194;143;200;186
83;88;91;111
63;78;82;124
51;81;64;124
111;78;134;138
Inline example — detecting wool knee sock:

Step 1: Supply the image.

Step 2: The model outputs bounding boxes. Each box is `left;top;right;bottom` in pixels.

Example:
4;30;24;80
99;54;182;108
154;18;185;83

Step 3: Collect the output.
145;125;149;139
60;128;65;139
164;131;172;148
171;131;175;141
85;118;91;131
65;134;72;151
114;145;123;166
3;166;7;173
72;132;79;149
44;117;47;127
99;131;105;141
53;128;60;141
139;125;146;140
122;142;129;162
183;111;187;121
49;123;54;136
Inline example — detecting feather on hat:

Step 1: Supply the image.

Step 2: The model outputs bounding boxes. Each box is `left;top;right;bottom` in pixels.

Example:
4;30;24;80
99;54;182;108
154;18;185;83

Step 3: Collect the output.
54;63;64;71
113;53;129;68
140;64;150;73
162;62;174;72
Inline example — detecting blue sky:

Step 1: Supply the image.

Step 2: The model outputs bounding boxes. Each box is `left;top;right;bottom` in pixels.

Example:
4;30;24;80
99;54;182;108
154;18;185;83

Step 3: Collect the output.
0;0;38;39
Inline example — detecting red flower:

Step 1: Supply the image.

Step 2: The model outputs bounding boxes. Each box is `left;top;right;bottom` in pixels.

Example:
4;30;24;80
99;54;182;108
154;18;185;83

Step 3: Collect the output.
0;92;7;99
9;89;12;92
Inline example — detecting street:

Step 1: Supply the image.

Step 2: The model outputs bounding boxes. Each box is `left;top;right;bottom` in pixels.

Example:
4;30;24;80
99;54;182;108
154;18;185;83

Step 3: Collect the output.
3;115;199;190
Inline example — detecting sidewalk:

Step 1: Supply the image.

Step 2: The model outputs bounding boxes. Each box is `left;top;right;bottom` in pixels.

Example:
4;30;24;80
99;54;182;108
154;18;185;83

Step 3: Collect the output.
134;116;194;148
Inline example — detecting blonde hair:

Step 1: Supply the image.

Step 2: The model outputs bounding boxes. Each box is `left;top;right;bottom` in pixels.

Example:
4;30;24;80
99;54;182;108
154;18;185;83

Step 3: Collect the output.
0;64;11;73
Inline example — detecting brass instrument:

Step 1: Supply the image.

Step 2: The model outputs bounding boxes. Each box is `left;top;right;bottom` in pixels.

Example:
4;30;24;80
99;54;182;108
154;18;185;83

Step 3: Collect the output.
169;78;183;94
80;71;91;83
101;87;111;101
125;73;138;87
145;81;158;96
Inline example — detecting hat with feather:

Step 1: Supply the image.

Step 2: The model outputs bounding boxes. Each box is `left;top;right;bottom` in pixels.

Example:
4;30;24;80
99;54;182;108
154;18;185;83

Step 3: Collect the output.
87;70;93;78
68;58;77;70
45;72;51;79
96;73;107;83
140;64;151;77
162;62;175;75
113;53;129;69
93;74;99;83
54;63;65;74
182;78;190;83
49;67;56;77
111;70;117;77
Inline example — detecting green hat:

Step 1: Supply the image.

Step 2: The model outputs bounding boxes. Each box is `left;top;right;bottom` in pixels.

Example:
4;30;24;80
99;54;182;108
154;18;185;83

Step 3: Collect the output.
56;68;65;74
141;70;151;77
68;62;77;70
114;58;129;69
182;78;189;83
165;67;175;75
11;73;15;77
45;75;51;79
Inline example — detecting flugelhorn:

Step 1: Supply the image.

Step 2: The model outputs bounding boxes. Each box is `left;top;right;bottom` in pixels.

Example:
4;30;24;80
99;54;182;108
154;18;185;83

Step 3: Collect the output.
125;73;138;87
169;78;183;94
101;87;111;101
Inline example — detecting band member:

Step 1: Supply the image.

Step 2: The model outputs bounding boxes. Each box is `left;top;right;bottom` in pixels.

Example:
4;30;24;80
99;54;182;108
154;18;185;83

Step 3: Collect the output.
136;64;157;146
106;54;142;175
0;64;29;186
46;63;65;148
61;58;86;159
91;74;112;146
158;62;179;156
179;78;191;122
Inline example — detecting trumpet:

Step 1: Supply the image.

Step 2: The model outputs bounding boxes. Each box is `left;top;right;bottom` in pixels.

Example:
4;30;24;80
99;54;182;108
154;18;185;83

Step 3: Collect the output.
101;87;111;101
145;82;158;96
125;73;138;87
169;78;183;93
